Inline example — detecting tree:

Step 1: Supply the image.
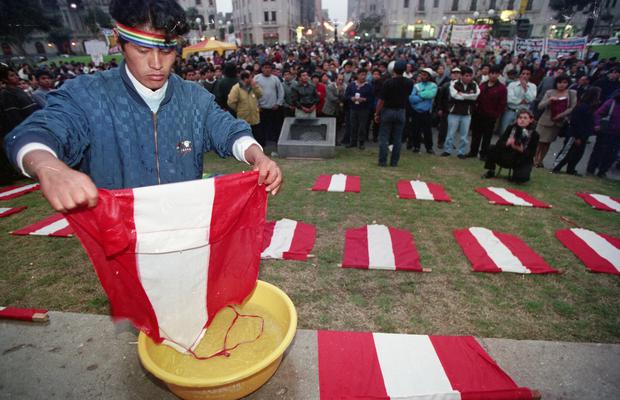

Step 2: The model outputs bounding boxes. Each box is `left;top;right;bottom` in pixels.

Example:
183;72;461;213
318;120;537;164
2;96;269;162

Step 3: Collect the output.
185;7;203;30
0;0;53;55
548;0;594;23
83;7;113;35
357;14;383;38
48;26;72;54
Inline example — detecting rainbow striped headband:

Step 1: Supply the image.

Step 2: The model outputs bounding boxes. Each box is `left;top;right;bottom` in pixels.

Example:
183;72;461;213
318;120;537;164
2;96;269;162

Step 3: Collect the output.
115;23;177;49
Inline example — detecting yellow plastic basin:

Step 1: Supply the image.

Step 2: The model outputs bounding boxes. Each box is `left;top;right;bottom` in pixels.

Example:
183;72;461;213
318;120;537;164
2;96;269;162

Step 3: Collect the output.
138;280;297;400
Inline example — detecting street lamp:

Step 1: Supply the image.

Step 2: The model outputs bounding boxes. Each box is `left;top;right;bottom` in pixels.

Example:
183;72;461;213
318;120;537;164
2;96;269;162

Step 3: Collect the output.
195;17;203;41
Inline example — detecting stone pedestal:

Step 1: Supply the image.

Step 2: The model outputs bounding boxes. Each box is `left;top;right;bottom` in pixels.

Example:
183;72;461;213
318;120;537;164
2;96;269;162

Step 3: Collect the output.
277;117;336;158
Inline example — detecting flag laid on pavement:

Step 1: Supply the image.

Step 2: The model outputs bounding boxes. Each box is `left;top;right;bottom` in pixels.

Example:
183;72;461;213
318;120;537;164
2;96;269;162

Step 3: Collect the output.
576;193;620;213
556;228;620;275
318;330;533;400
12;214;74;237
454;227;558;274
261;218;316;261
397;180;451;202
342;224;422;271
0;183;39;201
66;171;267;352
0;206;26;218
475;187;551;208
312;174;360;192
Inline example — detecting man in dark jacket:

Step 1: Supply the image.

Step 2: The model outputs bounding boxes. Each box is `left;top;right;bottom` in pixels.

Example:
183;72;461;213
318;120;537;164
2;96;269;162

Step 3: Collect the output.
213;62;239;112
468;65;507;160
291;71;319;117
434;68;460;149
593;68;620;101
345;69;373;149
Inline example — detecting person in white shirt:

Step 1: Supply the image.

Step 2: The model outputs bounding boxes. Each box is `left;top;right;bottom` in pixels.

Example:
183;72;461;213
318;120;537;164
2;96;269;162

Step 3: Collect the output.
498;67;537;137
253;62;285;144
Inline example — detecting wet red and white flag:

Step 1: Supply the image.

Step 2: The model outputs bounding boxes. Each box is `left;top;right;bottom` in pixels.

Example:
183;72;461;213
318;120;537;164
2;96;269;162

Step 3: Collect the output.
66;172;267;352
556;228;620;275
0;206;26;218
261;218;316;261
0;183;39;201
454;227;557;274
576;193;620;213
397;180;451;202
318;330;533;400
12;214;74;237
312;174;360;192
342;225;422;271
475;187;551;208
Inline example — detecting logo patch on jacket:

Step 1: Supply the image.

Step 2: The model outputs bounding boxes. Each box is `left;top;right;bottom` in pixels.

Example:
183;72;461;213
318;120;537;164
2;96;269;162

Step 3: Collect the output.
176;140;192;155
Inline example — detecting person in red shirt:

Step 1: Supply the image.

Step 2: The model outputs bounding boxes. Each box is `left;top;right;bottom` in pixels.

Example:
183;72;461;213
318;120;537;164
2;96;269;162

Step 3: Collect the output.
312;73;327;116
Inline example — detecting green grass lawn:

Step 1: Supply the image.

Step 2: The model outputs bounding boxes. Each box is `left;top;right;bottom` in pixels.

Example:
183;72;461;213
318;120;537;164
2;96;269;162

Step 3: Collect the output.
41;54;124;66
1;147;619;343
588;45;620;60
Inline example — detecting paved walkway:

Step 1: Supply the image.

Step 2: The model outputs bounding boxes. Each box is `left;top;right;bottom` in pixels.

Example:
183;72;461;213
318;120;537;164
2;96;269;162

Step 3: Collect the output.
1;311;619;399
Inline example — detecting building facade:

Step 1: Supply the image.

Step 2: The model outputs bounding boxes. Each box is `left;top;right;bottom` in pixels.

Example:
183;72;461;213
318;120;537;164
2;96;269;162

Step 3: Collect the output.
231;0;303;45
177;0;219;39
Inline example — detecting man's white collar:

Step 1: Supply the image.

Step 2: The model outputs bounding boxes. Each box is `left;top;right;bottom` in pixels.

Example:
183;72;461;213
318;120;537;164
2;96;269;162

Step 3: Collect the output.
125;65;168;113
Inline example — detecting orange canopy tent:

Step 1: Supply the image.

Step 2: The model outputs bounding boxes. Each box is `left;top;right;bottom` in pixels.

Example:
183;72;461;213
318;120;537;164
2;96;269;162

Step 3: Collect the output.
182;39;237;59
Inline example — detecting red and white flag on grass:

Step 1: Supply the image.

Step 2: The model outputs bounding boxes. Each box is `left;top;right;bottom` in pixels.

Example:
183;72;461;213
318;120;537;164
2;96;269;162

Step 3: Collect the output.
65;172;267;352
0;306;48;322
476;187;551;208
312;174;360;192
261;218;316;261
342;224;422;271
318;330;533;400
0;183;39;200
0;206;26;218
576;193;620;213
556;228;620;275
454;227;558;274
12;214;74;237
397;180;451;202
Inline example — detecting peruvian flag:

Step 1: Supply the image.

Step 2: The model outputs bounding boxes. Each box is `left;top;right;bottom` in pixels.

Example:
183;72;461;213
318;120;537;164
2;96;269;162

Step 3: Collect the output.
66;171;267;352
12;214;74;237
342;225;422;271
397;180;451;202
454;227;558;274
318;330;533;400
0;206;26;218
312;174;360;192
556;228;620;275
0;183;39;200
261;218;316;261
576;193;620;213
476;187;551;208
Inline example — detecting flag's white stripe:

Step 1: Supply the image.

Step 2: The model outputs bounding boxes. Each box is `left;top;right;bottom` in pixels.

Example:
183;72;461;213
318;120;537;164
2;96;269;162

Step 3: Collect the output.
327;174;347;192
261;219;297;259
0;306;6;311
32;218;69;236
571;228;620;271
590;194;620;212
487;187;532;207
410;180;434;200
0;208;11;214
134;179;215;351
0;184;38;199
367;225;396;270
469;227;531;273
373;333;461;399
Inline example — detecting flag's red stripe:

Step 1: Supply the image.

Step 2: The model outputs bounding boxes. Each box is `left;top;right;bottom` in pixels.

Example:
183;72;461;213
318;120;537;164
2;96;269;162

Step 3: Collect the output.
509;189;550;208
207;172;266;325
261;220;276;253
430;336;533;400
0;307;47;321
556;229;620;275
312;175;332;191
50;225;74;237
283;221;316;261
396;180;416;199
576;193;619;212
389;226;422;271
494;231;557;274
427;182;452;202
12;214;69;236
0;184;39;200
0;206;26;218
476;188;510;205
345;176;361;193
454;228;503;273
342;226;370;268
318;330;388;399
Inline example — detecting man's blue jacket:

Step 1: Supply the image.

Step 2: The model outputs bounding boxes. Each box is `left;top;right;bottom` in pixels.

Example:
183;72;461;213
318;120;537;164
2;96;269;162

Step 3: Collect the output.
4;62;252;189
408;81;437;113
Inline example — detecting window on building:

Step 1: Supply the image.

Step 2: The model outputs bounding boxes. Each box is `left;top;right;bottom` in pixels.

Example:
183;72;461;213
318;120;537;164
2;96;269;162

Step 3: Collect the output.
451;0;458;11
433;0;439;7
418;0;424;11
249;13;252;23
370;4;376;12
507;0;515;9
404;0;409;8
264;11;269;22
469;0;476;11
35;42;46;55
526;0;533;9
489;0;496;9
195;0;201;5
208;0;214;5
271;11;276;21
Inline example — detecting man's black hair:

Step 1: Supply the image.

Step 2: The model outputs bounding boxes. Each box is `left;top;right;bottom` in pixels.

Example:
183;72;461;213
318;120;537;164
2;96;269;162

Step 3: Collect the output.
0;65;15;81
110;0;189;43
222;62;237;78
460;66;473;75
35;70;52;80
489;65;502;74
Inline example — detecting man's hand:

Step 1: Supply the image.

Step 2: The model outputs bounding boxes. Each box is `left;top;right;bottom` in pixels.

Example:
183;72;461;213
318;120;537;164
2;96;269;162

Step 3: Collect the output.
24;150;98;213
244;144;283;195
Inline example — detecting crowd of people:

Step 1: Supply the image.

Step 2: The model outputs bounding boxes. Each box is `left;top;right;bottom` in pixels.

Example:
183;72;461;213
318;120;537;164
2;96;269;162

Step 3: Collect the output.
2;39;620;183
